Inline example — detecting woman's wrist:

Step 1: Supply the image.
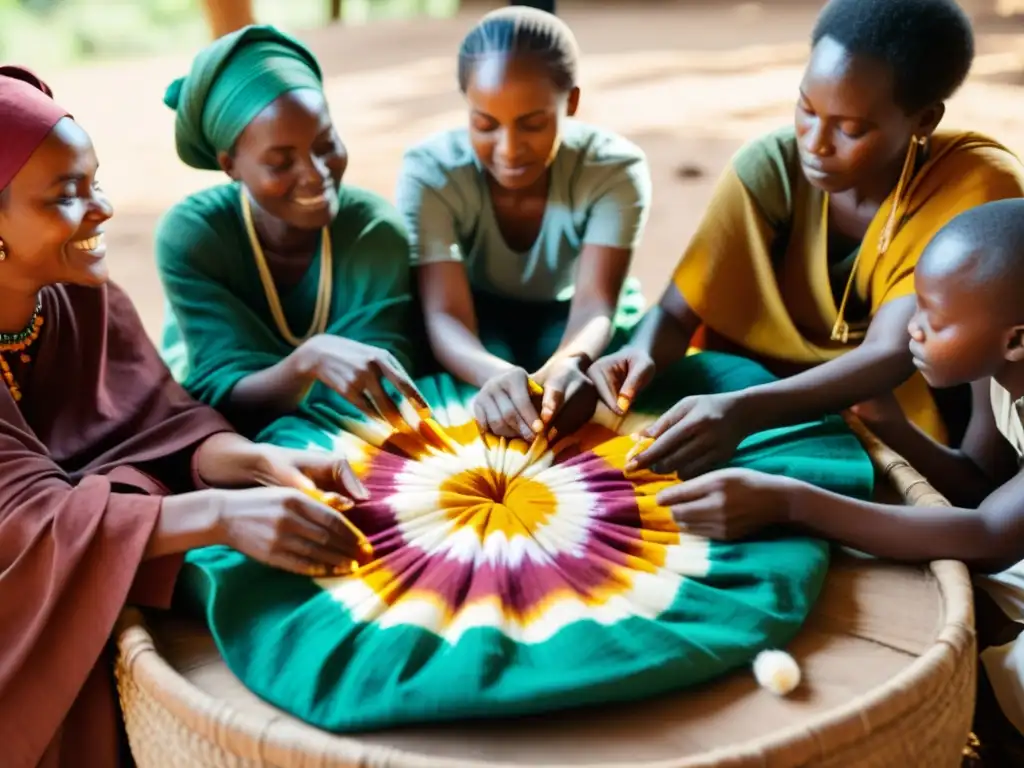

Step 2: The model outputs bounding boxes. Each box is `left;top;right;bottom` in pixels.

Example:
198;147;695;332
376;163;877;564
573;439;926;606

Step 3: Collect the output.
289;338;323;380
194;433;268;488
467;356;519;389
534;352;591;384
725;388;768;434
149;490;229;558
557;350;594;370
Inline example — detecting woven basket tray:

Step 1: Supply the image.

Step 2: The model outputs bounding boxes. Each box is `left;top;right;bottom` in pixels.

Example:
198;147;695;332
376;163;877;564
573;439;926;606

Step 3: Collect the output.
115;421;976;767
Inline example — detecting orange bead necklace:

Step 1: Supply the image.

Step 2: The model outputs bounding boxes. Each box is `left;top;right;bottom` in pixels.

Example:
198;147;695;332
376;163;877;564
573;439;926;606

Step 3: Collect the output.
0;299;44;402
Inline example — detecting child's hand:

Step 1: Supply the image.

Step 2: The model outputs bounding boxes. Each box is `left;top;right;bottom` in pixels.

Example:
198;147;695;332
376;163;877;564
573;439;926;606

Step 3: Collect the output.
849;392;905;427
655;468;795;541
626;392;748;478
588;347;656;415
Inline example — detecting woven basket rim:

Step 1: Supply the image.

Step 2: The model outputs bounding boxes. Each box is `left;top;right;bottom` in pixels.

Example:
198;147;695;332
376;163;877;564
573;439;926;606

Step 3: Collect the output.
116;420;976;767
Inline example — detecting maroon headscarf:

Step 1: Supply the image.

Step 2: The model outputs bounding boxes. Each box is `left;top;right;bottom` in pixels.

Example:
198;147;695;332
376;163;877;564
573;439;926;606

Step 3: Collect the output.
0;66;71;190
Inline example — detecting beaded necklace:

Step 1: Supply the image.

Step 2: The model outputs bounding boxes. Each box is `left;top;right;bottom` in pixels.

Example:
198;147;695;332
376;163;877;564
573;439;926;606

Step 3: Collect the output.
0;299;44;402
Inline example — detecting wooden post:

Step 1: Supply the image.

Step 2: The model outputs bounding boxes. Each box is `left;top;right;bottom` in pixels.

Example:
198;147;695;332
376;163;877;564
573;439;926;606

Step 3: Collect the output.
510;0;556;12
199;0;257;40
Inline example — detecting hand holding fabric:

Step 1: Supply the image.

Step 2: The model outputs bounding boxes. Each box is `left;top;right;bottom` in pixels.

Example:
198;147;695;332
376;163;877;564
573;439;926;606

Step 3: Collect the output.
627;393;748;478
214;485;368;575
297;334;428;421
250;444;370;503
194;434;367;505
588;347;656;415
472;366;542;441
191;436;372;574
537;356;599;436
656;468;793;541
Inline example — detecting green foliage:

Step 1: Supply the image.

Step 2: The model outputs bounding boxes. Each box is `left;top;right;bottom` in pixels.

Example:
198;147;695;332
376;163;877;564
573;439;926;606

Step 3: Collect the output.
0;0;461;67
17;0;66;14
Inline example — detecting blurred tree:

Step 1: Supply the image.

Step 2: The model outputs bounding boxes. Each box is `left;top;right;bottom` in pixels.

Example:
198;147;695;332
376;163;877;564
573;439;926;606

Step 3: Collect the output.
17;0;63;13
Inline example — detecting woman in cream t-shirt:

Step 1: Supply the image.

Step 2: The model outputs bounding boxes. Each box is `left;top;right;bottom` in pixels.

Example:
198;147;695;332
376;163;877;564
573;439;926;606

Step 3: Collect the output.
396;8;651;441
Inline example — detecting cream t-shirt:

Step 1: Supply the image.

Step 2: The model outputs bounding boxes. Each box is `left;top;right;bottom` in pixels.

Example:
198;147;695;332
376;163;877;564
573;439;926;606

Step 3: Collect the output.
395;120;651;303
977;379;1024;735
992;379;1024;460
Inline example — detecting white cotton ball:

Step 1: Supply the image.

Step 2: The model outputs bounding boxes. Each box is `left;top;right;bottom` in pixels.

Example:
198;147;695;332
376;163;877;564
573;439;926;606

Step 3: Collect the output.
753;649;801;696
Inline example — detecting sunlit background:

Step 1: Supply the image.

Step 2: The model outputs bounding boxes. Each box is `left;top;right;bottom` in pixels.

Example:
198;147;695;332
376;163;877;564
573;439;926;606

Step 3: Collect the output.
3;0;1024;339
0;0;463;66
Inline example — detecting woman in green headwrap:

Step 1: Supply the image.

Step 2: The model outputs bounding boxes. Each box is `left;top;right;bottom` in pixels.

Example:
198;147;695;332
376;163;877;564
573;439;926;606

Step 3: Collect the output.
157;25;427;448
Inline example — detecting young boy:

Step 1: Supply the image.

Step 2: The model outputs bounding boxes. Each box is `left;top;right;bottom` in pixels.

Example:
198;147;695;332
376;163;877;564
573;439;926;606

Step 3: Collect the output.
650;197;1024;741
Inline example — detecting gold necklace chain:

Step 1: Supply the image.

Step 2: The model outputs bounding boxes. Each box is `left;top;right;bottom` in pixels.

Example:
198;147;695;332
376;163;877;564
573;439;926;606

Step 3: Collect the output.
830;135;925;345
240;189;332;347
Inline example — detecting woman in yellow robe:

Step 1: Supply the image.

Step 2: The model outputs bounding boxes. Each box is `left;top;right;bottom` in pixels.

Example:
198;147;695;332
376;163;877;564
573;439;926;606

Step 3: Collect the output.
587;0;1024;478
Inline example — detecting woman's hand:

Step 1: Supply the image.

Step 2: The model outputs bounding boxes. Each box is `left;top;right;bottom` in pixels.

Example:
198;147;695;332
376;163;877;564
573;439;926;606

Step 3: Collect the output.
250;444;369;504
213;485;367;576
164;440;372;575
628;393;749;478
221;445;371;576
655;468;794;540
194;434;368;502
472;366;543;440
587;347;656;415
537;356;599;437
296;335;428;422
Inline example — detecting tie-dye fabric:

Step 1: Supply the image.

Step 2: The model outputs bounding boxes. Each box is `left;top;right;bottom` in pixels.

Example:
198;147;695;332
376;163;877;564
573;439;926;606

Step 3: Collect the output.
178;352;873;731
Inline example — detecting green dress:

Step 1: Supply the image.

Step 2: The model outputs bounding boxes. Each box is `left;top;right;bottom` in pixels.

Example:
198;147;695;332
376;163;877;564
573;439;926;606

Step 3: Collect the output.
157;181;415;443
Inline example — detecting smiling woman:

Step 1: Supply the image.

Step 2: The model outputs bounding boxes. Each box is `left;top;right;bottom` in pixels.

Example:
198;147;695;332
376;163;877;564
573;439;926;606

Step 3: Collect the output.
156;25;426;443
0;65;376;767
588;0;1024;481
0;120;111;291
395;7;652;444
0;73;113;406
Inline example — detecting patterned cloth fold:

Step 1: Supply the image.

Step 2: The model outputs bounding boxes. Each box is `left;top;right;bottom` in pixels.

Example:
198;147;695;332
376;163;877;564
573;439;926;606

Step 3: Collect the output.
179;352;874;731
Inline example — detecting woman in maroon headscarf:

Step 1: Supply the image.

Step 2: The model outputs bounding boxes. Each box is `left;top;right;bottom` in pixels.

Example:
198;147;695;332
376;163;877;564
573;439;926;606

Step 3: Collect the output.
0;67;369;767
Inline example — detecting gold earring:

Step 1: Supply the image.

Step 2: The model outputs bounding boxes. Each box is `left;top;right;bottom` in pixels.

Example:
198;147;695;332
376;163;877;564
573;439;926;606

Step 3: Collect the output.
0;238;6;262
914;134;927;146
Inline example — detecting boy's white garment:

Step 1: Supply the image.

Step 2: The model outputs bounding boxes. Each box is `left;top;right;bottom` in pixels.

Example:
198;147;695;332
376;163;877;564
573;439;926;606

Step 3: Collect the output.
976;379;1024;733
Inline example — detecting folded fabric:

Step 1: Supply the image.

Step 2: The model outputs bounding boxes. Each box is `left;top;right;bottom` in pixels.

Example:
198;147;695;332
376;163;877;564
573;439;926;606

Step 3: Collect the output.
179;351;874;731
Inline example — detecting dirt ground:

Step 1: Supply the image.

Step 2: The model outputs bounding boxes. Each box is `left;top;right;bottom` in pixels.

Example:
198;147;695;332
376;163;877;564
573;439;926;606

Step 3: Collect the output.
37;0;1024;338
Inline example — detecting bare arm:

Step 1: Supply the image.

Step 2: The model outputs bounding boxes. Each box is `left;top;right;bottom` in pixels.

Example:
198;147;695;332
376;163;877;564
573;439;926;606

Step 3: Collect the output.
863;379;1020;506
535;245;631;378
145;433;273;559
628;281;703;370
587;281;704;414
417;261;516;387
736;297;918;432
228;351;315;414
145;492;224;559
783;470;1024;573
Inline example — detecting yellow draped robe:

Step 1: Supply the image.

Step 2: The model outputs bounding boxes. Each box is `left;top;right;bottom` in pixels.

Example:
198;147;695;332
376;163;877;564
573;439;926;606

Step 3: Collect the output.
673;126;1024;443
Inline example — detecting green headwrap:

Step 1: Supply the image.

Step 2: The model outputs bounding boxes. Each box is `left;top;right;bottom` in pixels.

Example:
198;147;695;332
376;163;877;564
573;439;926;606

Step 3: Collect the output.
164;25;323;171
